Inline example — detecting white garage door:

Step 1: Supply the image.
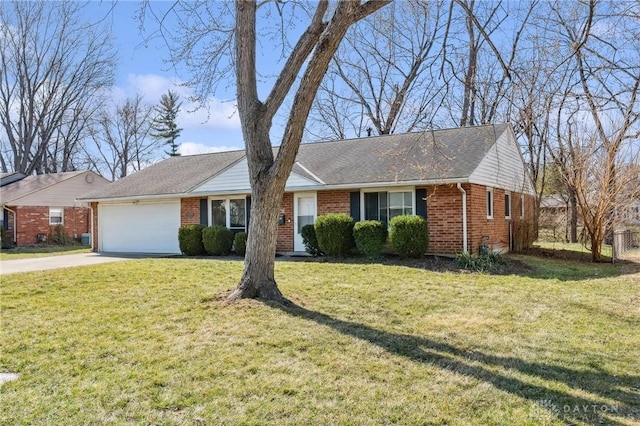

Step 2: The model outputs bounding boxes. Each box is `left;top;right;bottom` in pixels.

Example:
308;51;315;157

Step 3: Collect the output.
99;201;181;253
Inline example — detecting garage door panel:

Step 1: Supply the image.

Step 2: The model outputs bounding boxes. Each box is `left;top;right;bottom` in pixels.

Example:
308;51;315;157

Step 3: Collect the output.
99;201;180;253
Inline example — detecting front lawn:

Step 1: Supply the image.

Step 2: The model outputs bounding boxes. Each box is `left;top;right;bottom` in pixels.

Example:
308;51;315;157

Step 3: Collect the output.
1;257;638;425
0;245;90;260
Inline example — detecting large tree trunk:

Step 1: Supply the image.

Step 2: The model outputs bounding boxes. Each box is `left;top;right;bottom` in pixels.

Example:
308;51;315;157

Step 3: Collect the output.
228;175;286;302
228;0;391;302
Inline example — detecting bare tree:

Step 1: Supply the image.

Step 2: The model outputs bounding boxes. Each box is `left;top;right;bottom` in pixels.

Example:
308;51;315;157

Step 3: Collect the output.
86;95;157;181
0;1;115;174
144;0;391;301
545;0;640;261
308;0;449;139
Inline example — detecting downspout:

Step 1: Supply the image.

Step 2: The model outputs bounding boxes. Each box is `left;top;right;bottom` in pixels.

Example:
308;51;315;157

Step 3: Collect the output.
89;203;95;251
3;206;17;245
457;183;468;253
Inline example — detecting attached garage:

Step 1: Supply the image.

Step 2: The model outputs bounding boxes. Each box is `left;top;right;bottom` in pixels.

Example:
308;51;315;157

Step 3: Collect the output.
98;200;180;253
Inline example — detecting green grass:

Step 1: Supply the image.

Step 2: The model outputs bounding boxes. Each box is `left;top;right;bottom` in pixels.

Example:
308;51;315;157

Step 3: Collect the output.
0;245;90;260
1;257;639;425
534;240;613;260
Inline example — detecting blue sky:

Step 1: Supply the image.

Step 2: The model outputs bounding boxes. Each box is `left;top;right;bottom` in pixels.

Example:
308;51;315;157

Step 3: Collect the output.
91;1;245;155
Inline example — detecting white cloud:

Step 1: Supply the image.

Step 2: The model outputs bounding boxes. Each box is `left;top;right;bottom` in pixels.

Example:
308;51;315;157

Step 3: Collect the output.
117;73;241;131
178;142;241;156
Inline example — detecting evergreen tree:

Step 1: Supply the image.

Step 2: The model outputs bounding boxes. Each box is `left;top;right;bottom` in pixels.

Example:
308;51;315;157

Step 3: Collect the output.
151;90;183;156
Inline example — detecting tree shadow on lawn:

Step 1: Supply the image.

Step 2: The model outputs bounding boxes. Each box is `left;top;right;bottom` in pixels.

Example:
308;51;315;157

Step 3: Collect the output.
274;301;640;425
284;252;640;282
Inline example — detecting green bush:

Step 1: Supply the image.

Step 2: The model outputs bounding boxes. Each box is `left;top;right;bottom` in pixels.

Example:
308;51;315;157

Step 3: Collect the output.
234;232;248;256
456;251;506;272
202;225;234;256
49;224;76;246
315;213;355;257
389;215;428;258
353;220;387;257
178;224;206;256
301;224;322;256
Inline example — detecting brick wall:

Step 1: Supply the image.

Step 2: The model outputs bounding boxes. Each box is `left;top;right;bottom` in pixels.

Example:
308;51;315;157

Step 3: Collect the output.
13;205;91;246
181;198;202;225
276;193;294;252
423;184;464;254
466;184;535;254
317;190;351;216
91;202;98;251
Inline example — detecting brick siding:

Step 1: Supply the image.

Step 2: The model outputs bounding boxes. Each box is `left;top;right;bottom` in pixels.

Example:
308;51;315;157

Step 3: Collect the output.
91;202;98;251
317;190;351;216
276;193;294;252
180;197;202;225
9;205;91;246
423;184;464;254
169;186;535;255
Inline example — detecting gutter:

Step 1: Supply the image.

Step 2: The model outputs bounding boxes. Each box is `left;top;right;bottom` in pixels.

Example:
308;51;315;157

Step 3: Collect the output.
79;178;472;204
457;183;468;253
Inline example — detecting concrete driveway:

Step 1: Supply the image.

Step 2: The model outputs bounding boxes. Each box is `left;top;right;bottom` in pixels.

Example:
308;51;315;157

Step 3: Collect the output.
0;252;161;275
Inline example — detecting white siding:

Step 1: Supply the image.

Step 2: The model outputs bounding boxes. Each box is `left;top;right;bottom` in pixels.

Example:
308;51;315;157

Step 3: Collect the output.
469;128;535;194
10;171;110;206
192;158;321;193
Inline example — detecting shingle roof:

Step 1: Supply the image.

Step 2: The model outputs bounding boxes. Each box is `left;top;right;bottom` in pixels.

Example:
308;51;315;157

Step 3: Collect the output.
1;171;85;204
80;124;510;200
296;124;508;185
0;172;26;187
79;150;246;200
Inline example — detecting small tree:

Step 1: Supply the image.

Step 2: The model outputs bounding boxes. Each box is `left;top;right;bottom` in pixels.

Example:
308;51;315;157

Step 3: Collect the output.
150;90;183;157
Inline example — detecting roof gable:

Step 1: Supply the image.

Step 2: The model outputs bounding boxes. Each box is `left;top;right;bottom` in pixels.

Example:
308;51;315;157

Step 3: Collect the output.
1;171;109;206
192;158;322;194
79;150;246;200
468;125;535;194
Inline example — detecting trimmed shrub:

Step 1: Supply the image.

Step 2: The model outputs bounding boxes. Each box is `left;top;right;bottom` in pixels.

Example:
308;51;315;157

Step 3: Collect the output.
389;215;428;258
353;220;387;257
301;224;322;256
314;213;355;257
202;225;234;256
234;232;248;256
178;224;206;256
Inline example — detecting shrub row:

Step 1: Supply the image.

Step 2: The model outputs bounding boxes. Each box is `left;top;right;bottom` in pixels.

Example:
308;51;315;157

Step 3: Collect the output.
302;214;429;258
178;224;247;256
181;213;430;258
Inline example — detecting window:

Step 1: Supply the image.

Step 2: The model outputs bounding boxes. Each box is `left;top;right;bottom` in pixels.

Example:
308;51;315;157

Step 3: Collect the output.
504;192;511;219
364;190;413;225
210;198;247;231
49;208;63;225
486;188;494;219
520;195;525;219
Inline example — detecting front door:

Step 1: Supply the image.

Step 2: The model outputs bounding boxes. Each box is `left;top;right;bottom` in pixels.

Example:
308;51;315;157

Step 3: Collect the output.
293;192;317;252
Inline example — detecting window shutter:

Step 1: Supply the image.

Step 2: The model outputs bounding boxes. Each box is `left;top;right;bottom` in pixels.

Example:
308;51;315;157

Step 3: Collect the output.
199;199;208;226
415;188;427;219
245;196;251;228
350;192;361;221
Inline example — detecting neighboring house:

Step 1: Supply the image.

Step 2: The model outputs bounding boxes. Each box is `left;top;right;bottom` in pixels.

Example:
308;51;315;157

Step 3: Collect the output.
540;193;640;238
79;124;536;255
1;171;110;246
